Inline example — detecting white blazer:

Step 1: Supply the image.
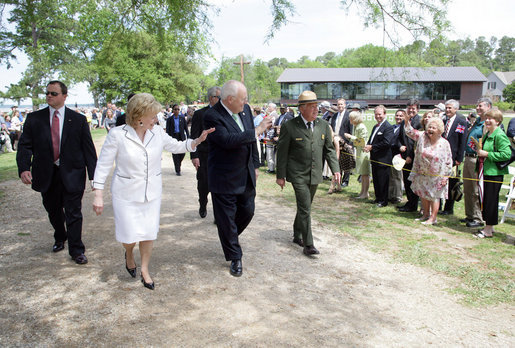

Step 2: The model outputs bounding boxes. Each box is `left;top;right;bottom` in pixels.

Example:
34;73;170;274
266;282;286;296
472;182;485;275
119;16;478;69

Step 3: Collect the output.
93;124;195;202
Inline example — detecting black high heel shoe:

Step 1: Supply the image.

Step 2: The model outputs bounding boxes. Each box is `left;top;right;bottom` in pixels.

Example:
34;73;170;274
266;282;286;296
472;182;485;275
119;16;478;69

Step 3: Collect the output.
141;275;155;290
125;251;136;278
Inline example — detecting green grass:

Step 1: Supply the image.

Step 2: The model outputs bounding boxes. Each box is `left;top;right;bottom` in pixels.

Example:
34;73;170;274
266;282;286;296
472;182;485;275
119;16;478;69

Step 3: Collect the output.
256;166;515;306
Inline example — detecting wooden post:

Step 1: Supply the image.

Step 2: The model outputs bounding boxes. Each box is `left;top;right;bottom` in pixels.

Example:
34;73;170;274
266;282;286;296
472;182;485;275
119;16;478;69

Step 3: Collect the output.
233;54;250;83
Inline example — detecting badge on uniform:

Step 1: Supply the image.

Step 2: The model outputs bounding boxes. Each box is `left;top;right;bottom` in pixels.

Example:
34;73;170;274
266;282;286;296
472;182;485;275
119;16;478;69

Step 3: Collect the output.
322;134;325;140
295;138;303;141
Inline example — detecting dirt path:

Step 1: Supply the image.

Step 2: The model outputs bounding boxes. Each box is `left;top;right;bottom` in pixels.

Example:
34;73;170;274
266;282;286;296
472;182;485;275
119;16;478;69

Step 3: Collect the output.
0;136;513;347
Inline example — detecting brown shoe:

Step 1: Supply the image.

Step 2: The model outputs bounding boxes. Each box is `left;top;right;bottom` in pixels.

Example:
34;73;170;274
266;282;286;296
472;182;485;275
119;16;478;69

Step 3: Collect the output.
303;245;320;255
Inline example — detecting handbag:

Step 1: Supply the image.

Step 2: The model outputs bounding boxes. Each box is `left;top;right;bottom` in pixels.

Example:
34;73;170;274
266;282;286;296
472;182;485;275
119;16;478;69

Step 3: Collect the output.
339;142;356;171
493;137;515;170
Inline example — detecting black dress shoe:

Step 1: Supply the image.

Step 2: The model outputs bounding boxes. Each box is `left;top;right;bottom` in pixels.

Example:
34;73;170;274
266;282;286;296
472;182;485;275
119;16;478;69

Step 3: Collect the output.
466;221;484;228
376;202;388;208
340;182;348;188
125;252;136;278
199;207;207;218
398;206;416;212
438;210;453;216
52;241;65;253
141;276;155;290
303;245;320;255
292;237;304;247
230;259;242;277
176;172;181;176
72;254;88;265
460;218;473;223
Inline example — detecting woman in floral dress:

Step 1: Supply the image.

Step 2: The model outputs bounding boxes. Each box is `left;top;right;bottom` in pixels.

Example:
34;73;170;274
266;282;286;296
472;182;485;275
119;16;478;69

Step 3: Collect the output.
404;114;453;225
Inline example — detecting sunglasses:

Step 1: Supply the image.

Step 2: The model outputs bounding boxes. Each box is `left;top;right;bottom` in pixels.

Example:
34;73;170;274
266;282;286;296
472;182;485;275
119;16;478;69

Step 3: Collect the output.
45;91;60;96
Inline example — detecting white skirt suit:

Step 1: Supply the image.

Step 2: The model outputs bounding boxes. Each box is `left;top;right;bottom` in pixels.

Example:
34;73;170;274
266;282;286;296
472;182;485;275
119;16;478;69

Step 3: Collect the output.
93;125;195;243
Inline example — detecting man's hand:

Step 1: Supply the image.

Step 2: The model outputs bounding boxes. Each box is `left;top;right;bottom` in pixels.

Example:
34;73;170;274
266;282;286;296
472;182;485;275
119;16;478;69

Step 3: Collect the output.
255;168;260;180
405;156;412;164
255;117;272;136
276;178;285;190
20;171;32;185
399;145;407;153
364;144;372;153
192;158;200;170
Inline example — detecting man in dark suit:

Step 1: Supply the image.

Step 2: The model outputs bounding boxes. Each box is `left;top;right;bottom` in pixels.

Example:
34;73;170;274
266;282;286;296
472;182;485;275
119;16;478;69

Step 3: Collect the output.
331;98;353;187
276;91;340;256
114;93;135;127
439;99;468;215
364;105;394;207
166;103;190;175
203;80;272;277
190;86;221;218
16;80;97;264
397;99;422;212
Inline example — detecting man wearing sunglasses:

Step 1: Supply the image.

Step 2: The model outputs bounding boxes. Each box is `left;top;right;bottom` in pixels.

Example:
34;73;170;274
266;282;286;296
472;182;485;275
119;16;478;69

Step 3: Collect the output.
16;80;97;265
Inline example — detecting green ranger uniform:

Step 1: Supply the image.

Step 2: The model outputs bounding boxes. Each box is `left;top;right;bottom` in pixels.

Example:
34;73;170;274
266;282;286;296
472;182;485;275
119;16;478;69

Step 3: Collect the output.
276;115;339;247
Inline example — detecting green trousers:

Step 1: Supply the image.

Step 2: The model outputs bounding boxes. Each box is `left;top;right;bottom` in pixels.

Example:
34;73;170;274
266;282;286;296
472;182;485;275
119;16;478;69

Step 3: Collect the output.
291;182;318;247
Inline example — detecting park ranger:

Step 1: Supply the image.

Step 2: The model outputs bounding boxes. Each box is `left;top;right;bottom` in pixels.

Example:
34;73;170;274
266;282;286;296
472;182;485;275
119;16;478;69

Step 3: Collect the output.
276;91;340;256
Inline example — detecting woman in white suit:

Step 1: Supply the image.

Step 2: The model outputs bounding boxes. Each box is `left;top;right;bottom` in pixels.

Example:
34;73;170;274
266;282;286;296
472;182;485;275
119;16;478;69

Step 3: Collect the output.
92;93;213;290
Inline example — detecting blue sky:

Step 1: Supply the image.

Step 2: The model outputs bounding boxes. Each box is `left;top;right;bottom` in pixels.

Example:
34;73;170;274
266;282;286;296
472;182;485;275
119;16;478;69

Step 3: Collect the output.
1;0;514;105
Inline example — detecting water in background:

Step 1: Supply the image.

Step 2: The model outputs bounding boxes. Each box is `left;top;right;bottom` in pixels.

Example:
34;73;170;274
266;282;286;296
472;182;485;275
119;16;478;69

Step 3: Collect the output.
0;103;96;112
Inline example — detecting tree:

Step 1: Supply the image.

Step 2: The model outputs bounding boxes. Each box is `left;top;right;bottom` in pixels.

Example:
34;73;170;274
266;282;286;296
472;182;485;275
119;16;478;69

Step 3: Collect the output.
503;82;515;103
91;31;203;105
494;36;515;71
267;0;451;45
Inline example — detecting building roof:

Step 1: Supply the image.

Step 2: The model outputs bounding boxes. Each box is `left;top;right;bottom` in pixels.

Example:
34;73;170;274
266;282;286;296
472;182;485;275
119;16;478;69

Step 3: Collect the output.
489;71;515;85
276;67;487;83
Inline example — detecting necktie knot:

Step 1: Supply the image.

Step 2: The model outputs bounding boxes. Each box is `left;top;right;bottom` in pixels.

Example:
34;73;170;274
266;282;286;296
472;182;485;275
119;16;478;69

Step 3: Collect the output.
306;121;311;130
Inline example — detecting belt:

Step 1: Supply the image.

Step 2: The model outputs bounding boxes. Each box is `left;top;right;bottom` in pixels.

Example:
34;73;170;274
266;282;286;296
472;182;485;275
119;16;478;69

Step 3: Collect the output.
465;153;477;158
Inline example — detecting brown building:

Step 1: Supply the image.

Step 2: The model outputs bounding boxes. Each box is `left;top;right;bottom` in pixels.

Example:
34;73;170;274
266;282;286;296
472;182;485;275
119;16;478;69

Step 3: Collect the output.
277;67;487;107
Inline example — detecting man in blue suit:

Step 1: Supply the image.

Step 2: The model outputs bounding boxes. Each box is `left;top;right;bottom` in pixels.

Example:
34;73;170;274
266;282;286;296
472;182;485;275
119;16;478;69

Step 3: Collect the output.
203;80;272;277
166;103;190;175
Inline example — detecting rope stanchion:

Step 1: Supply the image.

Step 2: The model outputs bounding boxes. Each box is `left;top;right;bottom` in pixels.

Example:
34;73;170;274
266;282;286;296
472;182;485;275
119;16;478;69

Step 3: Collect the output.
338;149;512;185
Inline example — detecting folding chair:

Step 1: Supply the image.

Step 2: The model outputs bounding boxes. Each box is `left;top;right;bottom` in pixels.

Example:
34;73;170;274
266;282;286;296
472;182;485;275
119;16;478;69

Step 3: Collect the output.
499;166;515;224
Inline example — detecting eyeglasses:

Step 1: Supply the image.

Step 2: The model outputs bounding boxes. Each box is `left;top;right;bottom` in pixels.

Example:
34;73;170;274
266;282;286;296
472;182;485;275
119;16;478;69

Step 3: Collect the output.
45;91;60;96
211;95;221;99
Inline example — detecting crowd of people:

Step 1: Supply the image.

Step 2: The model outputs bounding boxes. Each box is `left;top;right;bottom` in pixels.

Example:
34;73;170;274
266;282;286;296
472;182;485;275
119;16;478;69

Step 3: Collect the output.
5;79;515;291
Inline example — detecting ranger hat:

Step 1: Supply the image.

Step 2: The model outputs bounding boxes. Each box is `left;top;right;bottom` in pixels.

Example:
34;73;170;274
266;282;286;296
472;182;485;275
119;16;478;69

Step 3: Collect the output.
298;91;317;105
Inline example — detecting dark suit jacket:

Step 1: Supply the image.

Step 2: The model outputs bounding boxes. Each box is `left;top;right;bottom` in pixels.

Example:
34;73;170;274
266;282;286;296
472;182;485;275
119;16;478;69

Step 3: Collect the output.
115;113;126;126
443;114;468;164
203;102;259;194
330;109;352;144
367;120;394;165
16;107;97;193
190;105;210;158
397;114;421;161
166;115;189;141
274;112;293;127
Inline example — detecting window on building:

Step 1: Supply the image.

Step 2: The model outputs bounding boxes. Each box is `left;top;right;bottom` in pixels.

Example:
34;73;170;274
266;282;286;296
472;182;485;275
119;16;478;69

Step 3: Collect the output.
488;82;496;90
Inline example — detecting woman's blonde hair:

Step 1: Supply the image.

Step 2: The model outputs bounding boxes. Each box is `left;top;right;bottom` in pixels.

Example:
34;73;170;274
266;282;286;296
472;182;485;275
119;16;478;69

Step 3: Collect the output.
349;111;363;124
484;109;503;125
126;93;162;127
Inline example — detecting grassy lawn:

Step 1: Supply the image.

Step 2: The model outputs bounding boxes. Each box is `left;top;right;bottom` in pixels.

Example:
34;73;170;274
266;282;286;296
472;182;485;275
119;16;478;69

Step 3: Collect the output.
256;164;515;307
